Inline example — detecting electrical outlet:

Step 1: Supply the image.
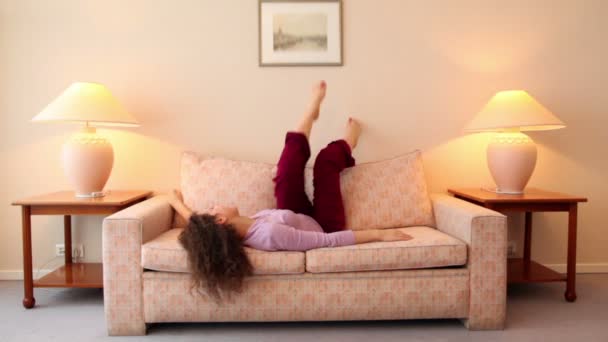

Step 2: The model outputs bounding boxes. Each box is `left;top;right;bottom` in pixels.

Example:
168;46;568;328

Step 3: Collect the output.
507;241;517;258
55;243;84;260
55;244;65;256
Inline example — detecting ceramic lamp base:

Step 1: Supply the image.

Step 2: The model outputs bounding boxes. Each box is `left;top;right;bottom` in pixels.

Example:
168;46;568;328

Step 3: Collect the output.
62;127;114;198
487;132;537;194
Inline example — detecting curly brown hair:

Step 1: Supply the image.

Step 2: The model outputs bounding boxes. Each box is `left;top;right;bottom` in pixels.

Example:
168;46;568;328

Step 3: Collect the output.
178;214;253;301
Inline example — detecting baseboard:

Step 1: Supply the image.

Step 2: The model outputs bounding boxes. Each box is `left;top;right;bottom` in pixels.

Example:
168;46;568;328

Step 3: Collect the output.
0;269;54;280
544;263;608;274
1;263;607;280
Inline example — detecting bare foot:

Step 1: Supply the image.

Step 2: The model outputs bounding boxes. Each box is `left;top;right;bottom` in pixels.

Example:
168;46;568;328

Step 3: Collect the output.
295;81;326;138
308;80;326;121
380;230;413;242
344;117;361;150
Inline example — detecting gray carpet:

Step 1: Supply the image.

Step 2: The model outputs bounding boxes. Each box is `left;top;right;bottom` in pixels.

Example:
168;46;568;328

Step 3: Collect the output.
1;274;607;341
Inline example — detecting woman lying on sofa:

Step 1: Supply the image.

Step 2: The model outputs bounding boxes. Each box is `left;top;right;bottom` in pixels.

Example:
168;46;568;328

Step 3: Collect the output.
168;81;412;299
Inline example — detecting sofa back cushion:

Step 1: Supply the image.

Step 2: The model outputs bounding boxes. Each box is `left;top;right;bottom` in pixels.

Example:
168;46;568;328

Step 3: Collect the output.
180;152;277;218
316;150;434;230
179;150;434;230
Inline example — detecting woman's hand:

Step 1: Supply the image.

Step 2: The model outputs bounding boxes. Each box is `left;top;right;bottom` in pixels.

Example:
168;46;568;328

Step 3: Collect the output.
379;229;413;242
167;189;193;222
353;229;413;244
168;189;184;206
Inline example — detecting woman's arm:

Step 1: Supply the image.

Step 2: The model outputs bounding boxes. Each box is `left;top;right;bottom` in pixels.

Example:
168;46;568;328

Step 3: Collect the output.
258;223;412;251
353;230;380;243
168;190;193;222
353;229;412;244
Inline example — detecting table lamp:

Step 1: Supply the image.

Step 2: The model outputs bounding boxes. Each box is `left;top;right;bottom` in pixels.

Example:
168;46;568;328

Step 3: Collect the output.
465;90;565;194
32;82;139;198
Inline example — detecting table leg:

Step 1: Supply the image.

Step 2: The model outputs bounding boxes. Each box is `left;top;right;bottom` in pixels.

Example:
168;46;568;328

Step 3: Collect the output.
21;206;35;308
523;212;533;276
565;203;578;302
64;215;72;264
523;212;532;262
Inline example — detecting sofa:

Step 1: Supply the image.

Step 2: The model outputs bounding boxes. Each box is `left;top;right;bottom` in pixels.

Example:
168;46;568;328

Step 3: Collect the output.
102;150;507;335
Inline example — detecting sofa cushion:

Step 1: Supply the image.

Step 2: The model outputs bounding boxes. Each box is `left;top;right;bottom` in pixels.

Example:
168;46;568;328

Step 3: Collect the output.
305;226;467;273
180;152;277;218
305;150;434;230
179;150;434;231
142;228;305;275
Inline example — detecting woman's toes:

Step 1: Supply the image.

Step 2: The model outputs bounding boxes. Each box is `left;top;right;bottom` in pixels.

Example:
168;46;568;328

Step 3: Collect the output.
345;118;361;149
313;80;326;102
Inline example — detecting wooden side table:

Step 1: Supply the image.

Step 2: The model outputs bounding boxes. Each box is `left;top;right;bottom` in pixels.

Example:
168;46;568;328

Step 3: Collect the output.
448;187;587;302
12;190;152;308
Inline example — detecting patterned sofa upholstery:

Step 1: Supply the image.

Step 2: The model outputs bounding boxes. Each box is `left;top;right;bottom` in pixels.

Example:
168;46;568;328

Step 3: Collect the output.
102;151;507;335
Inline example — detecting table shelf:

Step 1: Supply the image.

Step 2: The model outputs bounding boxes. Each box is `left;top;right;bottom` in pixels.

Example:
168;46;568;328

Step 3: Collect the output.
34;263;103;288
507;258;566;284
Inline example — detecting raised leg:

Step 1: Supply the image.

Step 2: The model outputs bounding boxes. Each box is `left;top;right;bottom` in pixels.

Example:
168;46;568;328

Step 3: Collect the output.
22;206;35;308
274;132;314;215
565;203;578;302
274;81;326;215
312;118;360;233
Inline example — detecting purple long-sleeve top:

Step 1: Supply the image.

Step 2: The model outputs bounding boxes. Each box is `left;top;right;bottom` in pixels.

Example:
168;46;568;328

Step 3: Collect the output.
243;209;356;251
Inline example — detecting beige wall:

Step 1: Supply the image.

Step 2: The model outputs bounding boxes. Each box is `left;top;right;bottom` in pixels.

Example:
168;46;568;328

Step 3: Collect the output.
1;0;607;276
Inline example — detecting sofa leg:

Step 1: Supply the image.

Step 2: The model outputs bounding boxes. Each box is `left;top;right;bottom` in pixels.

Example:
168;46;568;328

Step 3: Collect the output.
462;317;505;330
107;322;147;336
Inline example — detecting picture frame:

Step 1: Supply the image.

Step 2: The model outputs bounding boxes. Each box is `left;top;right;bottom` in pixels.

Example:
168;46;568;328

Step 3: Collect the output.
259;0;343;67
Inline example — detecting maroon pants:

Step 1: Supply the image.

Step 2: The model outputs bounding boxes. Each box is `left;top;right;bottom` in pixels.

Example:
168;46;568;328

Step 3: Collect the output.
273;132;355;233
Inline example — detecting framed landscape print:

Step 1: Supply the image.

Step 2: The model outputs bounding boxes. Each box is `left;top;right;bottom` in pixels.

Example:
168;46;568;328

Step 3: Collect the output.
259;0;343;66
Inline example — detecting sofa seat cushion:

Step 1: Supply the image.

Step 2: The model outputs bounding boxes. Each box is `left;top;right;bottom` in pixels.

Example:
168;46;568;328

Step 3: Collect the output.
305;226;467;273
142;229;305;275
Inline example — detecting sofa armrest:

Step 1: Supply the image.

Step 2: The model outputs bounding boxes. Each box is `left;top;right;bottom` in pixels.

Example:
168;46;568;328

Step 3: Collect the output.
102;195;173;336
431;193;507;330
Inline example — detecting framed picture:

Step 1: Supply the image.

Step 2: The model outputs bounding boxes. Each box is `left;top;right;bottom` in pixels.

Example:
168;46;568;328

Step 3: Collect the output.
259;0;343;66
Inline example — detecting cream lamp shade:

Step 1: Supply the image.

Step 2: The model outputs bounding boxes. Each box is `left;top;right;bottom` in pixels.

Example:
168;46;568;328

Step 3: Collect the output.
32;82;139;198
465;90;565;194
32;82;138;127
